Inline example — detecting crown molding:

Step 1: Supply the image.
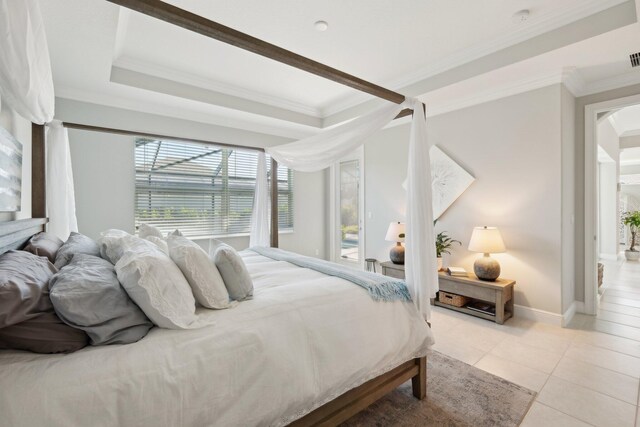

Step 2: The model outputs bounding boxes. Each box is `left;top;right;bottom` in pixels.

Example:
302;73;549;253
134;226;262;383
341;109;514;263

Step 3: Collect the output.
113;56;322;118
424;69;569;118
322;0;629;117
54;85;317;140
561;67;587;97
580;70;640;97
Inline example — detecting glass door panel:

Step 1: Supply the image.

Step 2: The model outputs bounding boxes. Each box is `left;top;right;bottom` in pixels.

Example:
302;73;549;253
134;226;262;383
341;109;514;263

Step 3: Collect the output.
339;159;360;263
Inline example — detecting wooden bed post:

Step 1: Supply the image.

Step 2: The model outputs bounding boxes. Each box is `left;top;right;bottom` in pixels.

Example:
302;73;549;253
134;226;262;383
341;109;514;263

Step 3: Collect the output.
412;356;427;400
270;157;279;248
31;123;46;219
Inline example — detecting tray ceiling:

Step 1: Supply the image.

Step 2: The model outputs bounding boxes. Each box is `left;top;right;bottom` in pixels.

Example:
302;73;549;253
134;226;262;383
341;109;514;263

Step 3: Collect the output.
39;0;640;137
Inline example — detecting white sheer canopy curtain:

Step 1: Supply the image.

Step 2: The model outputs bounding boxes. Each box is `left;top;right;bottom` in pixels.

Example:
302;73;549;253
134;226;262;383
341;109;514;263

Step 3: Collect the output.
267;98;438;320
0;0;54;124
249;151;270;247
46;121;78;240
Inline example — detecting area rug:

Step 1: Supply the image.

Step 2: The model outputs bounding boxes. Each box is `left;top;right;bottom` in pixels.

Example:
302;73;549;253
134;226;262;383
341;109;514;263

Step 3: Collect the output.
341;350;536;427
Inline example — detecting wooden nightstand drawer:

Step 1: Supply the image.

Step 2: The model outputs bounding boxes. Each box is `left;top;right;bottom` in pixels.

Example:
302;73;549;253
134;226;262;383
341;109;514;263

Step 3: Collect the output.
439;278;497;303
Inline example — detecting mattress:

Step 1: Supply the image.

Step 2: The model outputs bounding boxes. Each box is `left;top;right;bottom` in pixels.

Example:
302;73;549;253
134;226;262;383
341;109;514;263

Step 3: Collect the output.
0;250;434;427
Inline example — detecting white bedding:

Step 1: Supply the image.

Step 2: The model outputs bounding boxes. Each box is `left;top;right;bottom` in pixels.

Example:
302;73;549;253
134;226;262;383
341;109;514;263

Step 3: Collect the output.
0;251;434;427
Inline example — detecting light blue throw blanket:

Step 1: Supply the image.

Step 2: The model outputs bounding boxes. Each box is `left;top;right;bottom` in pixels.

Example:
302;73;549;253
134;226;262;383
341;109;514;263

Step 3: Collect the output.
250;246;412;303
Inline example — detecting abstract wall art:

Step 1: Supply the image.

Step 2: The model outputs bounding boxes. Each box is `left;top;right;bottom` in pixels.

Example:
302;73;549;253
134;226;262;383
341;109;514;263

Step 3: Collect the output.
430;146;475;219
0;126;23;212
403;145;475;219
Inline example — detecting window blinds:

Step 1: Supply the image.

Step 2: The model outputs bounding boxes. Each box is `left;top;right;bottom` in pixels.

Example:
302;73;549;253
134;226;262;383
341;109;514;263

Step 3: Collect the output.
135;139;293;238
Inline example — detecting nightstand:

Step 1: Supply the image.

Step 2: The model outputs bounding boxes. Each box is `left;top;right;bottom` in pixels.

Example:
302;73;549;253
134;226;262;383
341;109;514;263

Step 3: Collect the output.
435;273;515;324
380;261;405;279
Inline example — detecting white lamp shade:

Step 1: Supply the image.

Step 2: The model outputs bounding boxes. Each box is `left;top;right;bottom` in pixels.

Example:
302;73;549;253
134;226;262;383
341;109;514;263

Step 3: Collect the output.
385;222;405;242
468;226;506;253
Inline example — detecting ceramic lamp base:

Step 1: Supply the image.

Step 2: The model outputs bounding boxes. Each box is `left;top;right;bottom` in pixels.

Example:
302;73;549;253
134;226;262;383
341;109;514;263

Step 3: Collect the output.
390;243;405;264
474;253;500;281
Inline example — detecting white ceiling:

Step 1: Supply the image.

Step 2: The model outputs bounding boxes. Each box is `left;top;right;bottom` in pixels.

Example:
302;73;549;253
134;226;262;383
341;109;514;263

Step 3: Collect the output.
38;0;640;138
610;105;640;136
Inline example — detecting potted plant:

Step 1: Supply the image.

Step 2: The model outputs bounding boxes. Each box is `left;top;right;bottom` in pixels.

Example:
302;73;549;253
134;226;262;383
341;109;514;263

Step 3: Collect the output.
622;211;640;261
436;230;461;271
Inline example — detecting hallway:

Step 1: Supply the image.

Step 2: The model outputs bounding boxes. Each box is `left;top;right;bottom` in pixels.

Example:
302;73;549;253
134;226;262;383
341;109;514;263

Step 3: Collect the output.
587;258;640;342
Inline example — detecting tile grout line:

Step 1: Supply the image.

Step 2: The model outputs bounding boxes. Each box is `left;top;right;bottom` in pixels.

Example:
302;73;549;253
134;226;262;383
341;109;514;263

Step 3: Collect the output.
532;402;598;427
551;355;640;406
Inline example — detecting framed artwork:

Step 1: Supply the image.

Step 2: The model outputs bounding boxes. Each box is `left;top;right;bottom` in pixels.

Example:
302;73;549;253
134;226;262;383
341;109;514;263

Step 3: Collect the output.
0;126;23;212
404;145;475;219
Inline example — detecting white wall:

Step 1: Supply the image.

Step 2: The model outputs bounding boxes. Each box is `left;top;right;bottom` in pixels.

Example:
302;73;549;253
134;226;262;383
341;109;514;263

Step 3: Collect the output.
58;98;327;258
596;118;620;259
560;86;576;315
621;164;640;175
364;85;565;315
597;161;618;257
0;97;32;222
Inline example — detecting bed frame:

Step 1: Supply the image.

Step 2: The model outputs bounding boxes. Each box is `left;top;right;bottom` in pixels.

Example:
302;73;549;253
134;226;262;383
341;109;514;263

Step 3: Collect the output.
0;216;427;425
13;1;429;425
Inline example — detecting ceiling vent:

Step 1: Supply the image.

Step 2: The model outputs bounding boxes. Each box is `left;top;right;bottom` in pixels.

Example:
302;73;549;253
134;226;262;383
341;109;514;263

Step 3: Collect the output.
631;52;640;68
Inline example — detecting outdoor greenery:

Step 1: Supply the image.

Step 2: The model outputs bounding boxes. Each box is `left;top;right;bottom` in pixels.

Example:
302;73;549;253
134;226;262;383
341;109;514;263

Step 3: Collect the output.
622;210;640;252
341;224;359;240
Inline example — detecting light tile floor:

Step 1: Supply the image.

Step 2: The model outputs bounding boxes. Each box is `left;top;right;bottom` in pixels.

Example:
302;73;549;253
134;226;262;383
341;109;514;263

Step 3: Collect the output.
430;258;640;427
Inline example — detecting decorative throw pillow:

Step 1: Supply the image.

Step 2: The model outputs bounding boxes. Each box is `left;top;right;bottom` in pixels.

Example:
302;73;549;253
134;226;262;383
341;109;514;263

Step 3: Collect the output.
0;250;88;353
54;232;100;269
50;254;153;345
115;238;199;329
24;232;63;263
167;235;233;309
138;223;163;240
0;311;89;354
209;240;253;301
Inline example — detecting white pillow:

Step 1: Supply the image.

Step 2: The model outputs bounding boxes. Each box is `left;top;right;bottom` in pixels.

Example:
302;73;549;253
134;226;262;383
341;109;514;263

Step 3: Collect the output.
209;239;253;301
115;238;198;329
98;229;139;264
168;229;183;237
138;223;163;240
144;235;169;255
167;235;233;309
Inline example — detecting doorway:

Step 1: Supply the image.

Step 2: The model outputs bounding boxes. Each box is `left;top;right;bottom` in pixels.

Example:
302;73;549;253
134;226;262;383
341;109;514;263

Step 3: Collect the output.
330;147;365;268
585;95;640;341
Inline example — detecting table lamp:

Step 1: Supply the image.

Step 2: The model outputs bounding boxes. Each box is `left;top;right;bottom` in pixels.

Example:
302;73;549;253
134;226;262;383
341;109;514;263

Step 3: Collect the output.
385;222;405;264
468;226;506;281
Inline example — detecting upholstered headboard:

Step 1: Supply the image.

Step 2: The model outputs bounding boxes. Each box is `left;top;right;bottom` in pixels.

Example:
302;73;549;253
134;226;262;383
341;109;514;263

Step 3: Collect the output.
0;218;48;255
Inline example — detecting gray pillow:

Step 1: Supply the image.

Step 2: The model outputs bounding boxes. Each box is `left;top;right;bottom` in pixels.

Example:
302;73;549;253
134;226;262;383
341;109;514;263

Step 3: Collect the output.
49;254;153;345
209;240;253;301
24;232;63;263
0;250;89;354
54;232;100;269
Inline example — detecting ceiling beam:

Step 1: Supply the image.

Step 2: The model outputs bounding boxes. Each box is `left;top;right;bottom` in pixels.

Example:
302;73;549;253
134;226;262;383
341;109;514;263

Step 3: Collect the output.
105;0;407;106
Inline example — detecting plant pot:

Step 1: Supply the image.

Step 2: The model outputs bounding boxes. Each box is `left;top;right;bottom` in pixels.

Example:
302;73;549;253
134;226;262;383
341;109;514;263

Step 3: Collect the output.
625;250;640;261
437;257;443;271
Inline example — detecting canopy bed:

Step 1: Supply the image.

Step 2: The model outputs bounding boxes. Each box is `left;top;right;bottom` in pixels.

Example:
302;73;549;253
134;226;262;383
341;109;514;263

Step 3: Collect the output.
0;1;438;425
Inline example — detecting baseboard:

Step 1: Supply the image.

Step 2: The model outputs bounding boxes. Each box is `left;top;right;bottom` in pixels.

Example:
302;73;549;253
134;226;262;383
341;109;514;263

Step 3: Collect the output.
598;253;618;261
514;305;563;326
561;301;578;327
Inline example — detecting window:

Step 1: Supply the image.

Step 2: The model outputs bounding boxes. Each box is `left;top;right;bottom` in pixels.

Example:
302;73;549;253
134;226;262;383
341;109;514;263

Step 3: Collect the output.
135;138;293;238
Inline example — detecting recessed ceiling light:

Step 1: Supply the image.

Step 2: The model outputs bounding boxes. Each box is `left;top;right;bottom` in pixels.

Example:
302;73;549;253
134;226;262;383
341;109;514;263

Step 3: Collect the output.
512;9;530;23
314;20;329;32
